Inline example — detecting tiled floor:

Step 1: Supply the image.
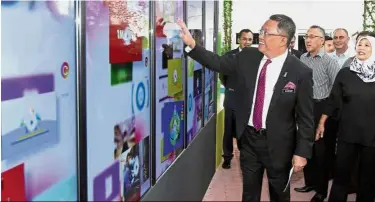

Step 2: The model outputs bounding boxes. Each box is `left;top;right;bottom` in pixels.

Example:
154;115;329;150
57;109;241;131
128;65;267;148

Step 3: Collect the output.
203;140;356;201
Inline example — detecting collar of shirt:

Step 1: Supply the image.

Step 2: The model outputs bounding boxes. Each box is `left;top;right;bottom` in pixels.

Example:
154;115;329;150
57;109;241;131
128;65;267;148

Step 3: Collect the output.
331;48;352;58
238;47;242;52
305;49;325;58
261;50;289;64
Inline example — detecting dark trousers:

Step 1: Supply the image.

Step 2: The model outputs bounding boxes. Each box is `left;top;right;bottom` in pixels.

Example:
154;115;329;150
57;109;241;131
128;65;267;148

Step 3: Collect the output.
329;141;375;202
240;126;290;202
328;119;359;193
222;107;237;161
303;100;336;197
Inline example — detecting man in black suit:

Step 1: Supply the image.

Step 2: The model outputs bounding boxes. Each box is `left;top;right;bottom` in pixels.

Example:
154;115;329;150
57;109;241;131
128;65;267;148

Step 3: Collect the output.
220;29;254;169
289;35;303;59
178;14;314;201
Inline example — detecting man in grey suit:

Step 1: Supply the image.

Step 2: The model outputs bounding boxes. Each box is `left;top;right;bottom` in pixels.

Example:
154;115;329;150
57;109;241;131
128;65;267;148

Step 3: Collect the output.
220;29;253;169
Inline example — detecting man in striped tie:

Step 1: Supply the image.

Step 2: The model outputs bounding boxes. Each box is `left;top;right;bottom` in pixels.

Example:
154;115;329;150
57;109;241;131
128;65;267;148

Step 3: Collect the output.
178;14;314;202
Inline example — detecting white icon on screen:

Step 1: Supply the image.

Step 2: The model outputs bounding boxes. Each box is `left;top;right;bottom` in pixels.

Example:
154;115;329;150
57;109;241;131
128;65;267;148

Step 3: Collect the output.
173;69;178;83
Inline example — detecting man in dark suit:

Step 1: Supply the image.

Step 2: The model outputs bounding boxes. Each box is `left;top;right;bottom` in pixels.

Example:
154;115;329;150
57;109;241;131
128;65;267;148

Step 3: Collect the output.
178;14;314;201
220;29;253;169
289;35;303;59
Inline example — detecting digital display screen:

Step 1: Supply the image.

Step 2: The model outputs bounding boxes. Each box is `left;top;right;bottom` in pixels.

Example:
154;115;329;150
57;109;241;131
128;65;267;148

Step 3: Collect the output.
85;1;151;201
186;1;203;144
1;1;78;201
204;1;215;123
154;0;185;179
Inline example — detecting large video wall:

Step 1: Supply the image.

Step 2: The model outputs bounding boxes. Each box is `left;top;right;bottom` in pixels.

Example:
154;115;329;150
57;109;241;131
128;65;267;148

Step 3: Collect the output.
186;1;203;145
1;1;78;201
1;1;218;201
85;1;151;201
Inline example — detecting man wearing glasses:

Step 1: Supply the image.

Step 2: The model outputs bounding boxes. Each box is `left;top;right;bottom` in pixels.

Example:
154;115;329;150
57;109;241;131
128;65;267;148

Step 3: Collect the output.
294;25;341;202
178;14;314;202
220;29;253;169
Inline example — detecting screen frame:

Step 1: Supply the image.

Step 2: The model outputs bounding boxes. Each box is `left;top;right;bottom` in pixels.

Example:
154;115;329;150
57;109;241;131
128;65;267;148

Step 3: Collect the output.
76;0;88;201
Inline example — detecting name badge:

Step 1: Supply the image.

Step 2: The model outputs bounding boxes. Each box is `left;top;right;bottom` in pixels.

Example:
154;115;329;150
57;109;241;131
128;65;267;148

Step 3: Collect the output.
282;88;295;93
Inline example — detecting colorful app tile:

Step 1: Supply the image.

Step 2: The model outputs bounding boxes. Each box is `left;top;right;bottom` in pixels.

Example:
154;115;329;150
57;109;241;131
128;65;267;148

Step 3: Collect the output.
186;76;195;134
61;62;70;79
193;69;203;97
93;161;121;201
1;164;26;201
131;78;150;116
110;63;133;86
188;58;194;77
1;74;54;102
162;101;184;156
119;144;141;201
114;116;137;157
1;74;58;162
167;59;183;96
192;95;202;140
109;23;142;64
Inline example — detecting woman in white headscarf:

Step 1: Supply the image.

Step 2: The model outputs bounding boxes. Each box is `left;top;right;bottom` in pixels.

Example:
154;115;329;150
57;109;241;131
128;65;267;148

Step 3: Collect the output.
316;35;375;202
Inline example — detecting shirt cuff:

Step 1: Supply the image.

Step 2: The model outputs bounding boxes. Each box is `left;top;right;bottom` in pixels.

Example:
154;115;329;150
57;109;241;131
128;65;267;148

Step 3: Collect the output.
185;46;193;53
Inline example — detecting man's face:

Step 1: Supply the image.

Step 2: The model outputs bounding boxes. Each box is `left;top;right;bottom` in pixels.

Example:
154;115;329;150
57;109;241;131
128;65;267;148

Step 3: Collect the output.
324;40;334;53
304;28;324;53
333;29;349;49
290;39;295;49
239;32;253;49
258;20;287;55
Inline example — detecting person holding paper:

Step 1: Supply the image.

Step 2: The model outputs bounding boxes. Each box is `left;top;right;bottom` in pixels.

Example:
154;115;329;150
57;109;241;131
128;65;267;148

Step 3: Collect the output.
178;14;314;202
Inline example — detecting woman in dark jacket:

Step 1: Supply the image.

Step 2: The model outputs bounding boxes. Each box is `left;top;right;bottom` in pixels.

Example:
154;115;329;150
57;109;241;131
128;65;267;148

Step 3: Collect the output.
316;35;375;202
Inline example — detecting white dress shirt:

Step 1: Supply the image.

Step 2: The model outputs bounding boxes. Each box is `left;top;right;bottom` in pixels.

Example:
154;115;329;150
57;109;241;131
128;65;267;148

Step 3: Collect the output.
328;48;355;68
248;50;288;128
184;46;287;129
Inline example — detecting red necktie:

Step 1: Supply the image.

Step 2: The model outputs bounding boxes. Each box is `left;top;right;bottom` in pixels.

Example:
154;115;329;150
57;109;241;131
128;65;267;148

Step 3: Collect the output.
252;59;272;130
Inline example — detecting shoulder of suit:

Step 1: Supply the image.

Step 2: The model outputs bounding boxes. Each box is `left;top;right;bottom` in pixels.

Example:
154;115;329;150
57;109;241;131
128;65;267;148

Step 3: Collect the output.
225;48;239;55
287;54;312;74
241;47;263;57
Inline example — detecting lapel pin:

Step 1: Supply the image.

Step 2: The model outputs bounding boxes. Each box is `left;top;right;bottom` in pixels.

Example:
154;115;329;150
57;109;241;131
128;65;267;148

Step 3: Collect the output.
283;72;288;77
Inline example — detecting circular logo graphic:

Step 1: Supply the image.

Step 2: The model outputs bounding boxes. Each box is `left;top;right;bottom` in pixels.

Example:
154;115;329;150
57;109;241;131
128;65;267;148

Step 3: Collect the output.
61;62;70;79
136;82;146;111
188;94;193;112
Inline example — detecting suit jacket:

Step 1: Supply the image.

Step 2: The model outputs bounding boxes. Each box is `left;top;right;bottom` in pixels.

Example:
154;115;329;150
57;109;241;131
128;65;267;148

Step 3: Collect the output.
187;45;314;169
290;48;303;59
219;48;240;109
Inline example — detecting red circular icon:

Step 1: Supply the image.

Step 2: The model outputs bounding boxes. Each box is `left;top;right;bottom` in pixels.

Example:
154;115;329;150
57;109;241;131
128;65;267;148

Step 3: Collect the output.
61;62;70;79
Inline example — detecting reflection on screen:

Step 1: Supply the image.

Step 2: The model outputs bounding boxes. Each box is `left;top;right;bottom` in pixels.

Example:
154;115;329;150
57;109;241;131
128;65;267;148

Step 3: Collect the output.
86;1;151;201
155;0;185;180
204;1;216;124
186;1;204;145
1;1;77;201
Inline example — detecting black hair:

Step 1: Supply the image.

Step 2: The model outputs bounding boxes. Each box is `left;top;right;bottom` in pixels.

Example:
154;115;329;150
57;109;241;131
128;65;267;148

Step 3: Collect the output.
269;14;296;46
238;29;253;38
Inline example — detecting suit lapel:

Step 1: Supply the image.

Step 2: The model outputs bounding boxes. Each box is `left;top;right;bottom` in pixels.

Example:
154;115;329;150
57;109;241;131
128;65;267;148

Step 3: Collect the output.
267;55;292;114
234;48;240;54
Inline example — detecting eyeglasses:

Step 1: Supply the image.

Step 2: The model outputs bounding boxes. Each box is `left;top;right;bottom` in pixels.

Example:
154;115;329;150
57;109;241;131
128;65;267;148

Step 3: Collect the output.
259;29;286;38
303;35;323;40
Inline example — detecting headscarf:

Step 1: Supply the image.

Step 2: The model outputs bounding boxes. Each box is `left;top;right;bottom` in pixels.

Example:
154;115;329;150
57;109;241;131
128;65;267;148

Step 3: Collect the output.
349;36;375;82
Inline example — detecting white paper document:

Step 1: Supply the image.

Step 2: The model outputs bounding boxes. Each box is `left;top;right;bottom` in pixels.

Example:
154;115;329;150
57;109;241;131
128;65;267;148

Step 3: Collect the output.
283;166;294;192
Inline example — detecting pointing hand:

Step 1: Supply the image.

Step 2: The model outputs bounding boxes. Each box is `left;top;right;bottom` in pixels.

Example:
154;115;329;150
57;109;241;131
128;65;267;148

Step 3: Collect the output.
176;18;196;49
